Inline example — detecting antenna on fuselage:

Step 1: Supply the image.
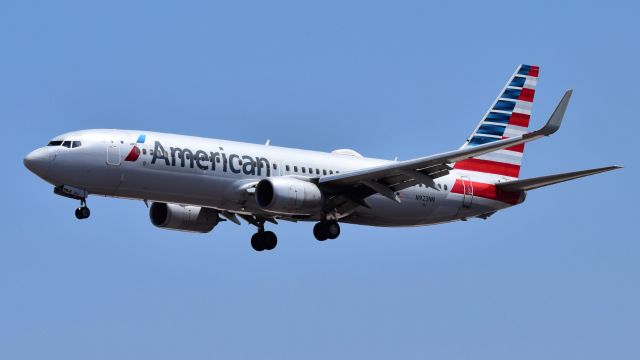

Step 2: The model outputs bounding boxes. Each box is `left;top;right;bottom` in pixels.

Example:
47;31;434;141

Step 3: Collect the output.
265;139;271;146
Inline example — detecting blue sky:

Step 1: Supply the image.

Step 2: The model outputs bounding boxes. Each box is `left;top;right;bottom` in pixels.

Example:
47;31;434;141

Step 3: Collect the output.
1;1;637;359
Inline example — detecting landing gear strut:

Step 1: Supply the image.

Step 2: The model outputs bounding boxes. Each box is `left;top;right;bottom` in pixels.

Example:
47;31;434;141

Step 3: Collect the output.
75;199;90;220
313;220;340;241
250;221;277;251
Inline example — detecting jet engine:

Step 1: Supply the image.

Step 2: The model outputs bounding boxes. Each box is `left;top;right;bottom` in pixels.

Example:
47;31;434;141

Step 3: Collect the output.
255;177;324;215
149;202;219;233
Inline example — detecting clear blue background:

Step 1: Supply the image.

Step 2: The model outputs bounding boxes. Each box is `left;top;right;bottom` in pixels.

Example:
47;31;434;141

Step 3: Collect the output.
1;1;637;359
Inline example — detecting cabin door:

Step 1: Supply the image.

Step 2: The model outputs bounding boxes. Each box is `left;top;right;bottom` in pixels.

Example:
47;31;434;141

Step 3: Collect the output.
107;141;121;166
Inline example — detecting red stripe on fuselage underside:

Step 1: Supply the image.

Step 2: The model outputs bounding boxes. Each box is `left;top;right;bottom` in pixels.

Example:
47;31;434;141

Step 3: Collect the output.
454;158;521;178
509;112;530;127
450;179;522;205
518;88;535;102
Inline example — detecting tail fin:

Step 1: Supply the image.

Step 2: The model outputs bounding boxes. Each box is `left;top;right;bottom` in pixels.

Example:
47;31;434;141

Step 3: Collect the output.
454;64;540;179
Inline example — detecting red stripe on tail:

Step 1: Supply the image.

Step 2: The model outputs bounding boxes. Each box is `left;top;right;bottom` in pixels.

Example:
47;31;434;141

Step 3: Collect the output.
509;113;530;127
518;88;535;102
454;158;521;178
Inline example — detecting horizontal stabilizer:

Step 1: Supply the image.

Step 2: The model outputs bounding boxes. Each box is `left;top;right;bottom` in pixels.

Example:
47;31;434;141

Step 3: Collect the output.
496;165;622;192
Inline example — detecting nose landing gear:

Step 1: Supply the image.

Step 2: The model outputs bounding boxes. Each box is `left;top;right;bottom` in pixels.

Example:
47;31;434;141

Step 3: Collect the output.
53;186;91;220
75;199;91;220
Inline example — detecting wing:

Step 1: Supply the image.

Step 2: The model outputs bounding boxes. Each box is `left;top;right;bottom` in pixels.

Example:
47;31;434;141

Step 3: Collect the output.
315;90;573;212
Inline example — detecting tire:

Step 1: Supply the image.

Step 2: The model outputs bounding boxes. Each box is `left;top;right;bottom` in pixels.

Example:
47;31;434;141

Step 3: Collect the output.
75;208;84;219
80;207;91;219
327;221;340;240
263;231;277;250
251;233;265;251
313;222;328;241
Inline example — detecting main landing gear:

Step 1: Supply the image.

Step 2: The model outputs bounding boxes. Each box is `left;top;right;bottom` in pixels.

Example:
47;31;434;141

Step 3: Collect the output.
250;221;277;251
313;220;340;241
75;199;91;220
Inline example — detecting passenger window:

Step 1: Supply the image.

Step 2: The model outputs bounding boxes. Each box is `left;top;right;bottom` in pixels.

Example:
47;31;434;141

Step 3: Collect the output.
323;169;327;175
47;141;63;146
294;166;298;172
444;184;448;191
142;148;147;155
302;167;306;173
71;141;81;148
329;170;333;174
316;169;320;175
286;165;290;171
62;141;71;148
273;163;277;170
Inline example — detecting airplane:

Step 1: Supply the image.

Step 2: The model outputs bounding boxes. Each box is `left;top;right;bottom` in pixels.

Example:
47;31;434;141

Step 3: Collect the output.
24;65;620;251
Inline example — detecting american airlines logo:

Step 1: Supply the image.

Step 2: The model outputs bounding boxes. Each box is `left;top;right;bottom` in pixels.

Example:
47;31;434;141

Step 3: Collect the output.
124;134;146;162
150;140;272;177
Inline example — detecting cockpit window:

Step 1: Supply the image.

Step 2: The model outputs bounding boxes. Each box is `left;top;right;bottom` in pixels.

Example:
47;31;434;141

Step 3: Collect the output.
48;140;63;146
72;141;82;148
62;141;72;148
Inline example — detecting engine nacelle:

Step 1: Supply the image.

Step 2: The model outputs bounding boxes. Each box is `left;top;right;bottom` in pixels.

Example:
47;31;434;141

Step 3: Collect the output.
255;177;324;215
149;202;219;233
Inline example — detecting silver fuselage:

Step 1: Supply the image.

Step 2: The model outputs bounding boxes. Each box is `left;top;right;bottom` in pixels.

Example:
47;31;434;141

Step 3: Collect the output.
25;129;513;226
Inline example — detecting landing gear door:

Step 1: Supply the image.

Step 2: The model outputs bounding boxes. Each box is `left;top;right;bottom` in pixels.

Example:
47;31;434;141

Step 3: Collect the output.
461;176;473;208
107;142;121;166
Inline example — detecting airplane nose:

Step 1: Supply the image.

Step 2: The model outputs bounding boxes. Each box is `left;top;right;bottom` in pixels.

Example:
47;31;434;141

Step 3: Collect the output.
24;148;51;177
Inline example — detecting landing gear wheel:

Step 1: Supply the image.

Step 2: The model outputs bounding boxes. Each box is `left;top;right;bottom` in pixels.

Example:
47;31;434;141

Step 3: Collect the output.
263;231;277;250
326;221;340;240
251;233;265;251
80;207;90;219
75;206;91;219
313;222;329;241
314;221;341;241
251;231;278;251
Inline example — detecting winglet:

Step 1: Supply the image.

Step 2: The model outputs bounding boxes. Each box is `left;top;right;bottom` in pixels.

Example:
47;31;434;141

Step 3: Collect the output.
535;89;573;136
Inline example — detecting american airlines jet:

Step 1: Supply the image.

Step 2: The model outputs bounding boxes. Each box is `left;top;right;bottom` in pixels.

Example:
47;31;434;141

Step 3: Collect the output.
24;65;620;251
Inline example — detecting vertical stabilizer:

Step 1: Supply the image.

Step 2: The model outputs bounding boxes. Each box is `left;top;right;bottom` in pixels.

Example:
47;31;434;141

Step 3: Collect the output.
454;64;540;179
